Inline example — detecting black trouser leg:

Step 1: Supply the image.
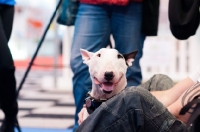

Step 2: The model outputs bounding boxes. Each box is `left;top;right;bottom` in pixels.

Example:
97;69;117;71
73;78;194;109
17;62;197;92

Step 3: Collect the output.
0;5;18;119
0;69;18;119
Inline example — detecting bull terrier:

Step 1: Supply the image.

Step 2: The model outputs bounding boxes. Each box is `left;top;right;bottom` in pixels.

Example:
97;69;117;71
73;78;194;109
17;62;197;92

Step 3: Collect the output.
80;48;138;121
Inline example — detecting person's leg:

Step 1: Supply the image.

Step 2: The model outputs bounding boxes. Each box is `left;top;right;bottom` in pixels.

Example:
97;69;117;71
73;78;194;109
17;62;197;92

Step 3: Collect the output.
111;2;146;86
140;74;175;91
76;87;187;132
70;3;111;130
0;5;18;132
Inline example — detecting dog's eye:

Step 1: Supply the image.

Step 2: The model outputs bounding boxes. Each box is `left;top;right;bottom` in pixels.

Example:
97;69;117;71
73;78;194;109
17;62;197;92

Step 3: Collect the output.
97;54;101;57
117;54;123;59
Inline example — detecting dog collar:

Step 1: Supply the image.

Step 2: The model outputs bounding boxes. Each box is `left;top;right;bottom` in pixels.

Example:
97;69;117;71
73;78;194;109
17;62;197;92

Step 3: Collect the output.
85;92;107;114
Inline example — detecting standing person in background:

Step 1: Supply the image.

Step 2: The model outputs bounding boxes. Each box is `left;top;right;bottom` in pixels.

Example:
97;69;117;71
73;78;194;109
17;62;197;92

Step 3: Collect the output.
69;0;159;131
0;0;20;132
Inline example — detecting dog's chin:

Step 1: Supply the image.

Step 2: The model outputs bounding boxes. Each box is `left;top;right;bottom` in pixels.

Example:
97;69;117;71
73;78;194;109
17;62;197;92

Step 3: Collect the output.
102;89;112;94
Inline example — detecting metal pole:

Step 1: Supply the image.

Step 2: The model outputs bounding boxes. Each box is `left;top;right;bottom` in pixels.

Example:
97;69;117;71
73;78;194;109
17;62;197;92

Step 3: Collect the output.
53;6;59;89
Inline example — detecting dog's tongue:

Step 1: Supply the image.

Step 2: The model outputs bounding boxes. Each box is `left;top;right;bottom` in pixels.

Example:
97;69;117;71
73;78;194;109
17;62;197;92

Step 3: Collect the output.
94;78;114;91
102;82;114;91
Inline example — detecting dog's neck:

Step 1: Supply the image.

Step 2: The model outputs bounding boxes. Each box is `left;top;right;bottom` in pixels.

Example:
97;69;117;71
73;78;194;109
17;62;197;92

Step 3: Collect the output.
90;77;127;100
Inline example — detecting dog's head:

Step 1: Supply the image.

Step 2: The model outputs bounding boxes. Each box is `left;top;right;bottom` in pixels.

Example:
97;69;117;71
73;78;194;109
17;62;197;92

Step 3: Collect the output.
80;48;138;98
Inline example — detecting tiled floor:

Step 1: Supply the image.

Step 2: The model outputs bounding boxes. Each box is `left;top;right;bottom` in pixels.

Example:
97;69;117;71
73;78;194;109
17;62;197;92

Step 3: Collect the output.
0;69;75;131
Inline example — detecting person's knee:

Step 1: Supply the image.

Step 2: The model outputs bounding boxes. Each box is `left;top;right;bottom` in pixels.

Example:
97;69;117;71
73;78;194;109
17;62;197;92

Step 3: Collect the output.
125;87;153;106
70;54;83;73
151;74;174;91
70;55;76;70
141;74;174;91
111;87;147;105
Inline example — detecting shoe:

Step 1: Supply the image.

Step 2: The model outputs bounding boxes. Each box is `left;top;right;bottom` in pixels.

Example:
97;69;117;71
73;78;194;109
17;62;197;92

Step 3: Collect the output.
0;118;21;132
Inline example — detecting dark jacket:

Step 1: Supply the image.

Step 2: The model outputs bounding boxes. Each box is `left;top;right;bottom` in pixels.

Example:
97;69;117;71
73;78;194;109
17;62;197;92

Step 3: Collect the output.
142;0;159;36
169;0;200;40
57;0;159;36
57;0;79;26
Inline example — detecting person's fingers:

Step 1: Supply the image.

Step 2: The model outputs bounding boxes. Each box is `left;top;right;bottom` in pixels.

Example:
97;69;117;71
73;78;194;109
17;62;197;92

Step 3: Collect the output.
78;104;86;125
78;110;83;125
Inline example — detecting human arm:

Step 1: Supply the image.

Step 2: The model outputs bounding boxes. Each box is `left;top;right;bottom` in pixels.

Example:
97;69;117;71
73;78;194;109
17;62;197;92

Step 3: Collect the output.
151;65;200;123
163;66;200;106
167;81;200;123
151;77;195;107
151;66;200;107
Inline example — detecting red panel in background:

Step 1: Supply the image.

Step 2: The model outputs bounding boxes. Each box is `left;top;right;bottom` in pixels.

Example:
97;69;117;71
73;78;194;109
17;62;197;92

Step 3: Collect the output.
14;56;63;70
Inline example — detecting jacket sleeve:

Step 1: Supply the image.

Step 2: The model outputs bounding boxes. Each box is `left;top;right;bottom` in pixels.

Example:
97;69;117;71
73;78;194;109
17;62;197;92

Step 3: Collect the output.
168;0;200;40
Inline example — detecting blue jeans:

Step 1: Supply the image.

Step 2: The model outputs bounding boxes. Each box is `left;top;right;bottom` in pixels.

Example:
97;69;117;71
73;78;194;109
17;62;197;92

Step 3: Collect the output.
70;2;146;130
76;74;187;132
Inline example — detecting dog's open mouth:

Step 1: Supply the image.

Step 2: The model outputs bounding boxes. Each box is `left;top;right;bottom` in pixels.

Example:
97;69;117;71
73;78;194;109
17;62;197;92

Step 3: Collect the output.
93;76;122;94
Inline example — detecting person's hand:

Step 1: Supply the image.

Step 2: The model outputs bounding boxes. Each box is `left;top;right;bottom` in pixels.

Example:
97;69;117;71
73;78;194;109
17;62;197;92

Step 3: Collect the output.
78;104;87;125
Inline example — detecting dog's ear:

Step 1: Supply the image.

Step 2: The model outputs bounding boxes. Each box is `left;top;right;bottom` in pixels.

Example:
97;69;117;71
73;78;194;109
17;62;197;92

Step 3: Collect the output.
80;49;94;65
123;50;138;67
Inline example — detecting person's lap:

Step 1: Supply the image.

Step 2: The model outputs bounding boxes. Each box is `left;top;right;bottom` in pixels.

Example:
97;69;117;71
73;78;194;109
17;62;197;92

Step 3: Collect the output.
77;86;187;132
76;74;187;131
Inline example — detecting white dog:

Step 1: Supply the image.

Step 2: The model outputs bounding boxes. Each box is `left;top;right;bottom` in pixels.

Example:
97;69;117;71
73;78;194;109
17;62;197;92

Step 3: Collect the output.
80;48;138;121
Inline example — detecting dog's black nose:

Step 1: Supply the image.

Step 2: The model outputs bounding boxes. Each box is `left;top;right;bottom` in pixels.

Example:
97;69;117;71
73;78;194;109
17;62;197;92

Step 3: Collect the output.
104;71;114;81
